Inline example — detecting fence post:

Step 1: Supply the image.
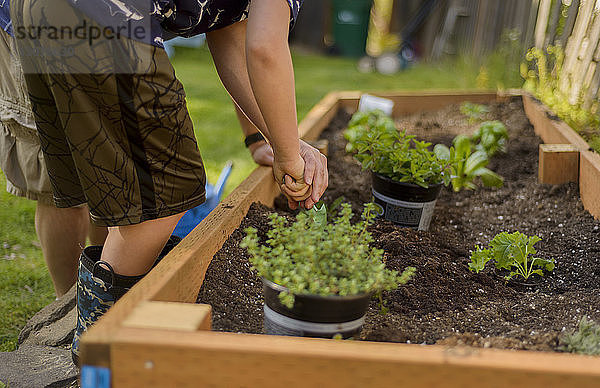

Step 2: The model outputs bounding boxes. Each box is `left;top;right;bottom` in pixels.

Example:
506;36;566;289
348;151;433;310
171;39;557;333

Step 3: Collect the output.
569;11;600;104
557;0;580;48
560;0;595;96
535;0;552;48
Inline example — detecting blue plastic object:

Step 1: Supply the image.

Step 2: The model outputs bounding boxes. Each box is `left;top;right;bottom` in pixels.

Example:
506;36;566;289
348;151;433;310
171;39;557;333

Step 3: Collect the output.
172;161;233;238
163;35;206;58
81;366;110;388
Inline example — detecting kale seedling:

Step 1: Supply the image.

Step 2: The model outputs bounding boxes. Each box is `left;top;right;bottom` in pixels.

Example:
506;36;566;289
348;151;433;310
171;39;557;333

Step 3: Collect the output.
560;317;600;356
468;231;555;281
241;203;415;308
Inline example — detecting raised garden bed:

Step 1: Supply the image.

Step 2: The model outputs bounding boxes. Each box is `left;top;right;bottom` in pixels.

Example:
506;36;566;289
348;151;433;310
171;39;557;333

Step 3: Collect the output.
80;91;600;387
199;99;600;352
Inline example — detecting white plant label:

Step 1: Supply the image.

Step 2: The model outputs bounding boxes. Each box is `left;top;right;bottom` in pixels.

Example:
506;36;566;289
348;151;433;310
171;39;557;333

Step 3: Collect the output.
358;94;394;116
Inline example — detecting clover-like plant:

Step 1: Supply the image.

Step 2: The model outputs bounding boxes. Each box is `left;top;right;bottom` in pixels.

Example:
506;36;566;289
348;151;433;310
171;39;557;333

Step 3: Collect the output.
345;110;452;188
468;231;555;281
241;203;415;308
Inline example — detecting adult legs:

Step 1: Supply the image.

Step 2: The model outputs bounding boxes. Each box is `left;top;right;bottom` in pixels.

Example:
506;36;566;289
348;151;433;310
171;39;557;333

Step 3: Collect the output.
35;203;109;297
35;203;88;297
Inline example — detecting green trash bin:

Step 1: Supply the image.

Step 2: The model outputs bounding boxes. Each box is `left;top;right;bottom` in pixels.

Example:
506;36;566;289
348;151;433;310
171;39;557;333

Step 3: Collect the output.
332;0;373;57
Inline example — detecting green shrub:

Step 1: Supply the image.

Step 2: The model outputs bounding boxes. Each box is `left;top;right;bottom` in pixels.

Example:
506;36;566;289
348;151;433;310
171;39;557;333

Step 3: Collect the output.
241;203;415;308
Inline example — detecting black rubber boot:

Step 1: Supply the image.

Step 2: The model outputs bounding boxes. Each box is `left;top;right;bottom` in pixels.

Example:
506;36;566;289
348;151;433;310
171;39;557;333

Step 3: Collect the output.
71;235;181;365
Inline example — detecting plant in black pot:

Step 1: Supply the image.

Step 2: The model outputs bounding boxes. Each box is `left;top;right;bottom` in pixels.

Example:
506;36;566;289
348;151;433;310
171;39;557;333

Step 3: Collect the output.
345;110;452;230
241;203;415;339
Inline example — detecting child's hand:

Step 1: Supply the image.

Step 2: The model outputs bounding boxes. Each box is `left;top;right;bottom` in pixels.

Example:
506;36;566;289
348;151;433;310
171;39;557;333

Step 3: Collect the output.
273;155;311;209
298;140;328;209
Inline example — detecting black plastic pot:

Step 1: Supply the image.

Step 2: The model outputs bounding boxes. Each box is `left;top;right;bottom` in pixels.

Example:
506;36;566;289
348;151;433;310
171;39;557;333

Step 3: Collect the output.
262;279;370;339
371;172;442;231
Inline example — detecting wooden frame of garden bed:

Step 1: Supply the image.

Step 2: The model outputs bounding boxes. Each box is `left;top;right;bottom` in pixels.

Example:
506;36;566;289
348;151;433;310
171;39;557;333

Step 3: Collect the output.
80;91;600;387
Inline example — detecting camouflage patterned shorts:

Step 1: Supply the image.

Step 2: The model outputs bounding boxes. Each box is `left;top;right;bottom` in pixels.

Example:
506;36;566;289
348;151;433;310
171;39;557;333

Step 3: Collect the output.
11;0;207;226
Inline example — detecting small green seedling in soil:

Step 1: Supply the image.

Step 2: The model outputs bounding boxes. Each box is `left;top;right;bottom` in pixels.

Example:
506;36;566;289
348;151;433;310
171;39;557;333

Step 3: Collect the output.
468;231;555;281
241;202;415;308
471;121;509;157
560;316;600;356
460;102;489;124
434;135;503;192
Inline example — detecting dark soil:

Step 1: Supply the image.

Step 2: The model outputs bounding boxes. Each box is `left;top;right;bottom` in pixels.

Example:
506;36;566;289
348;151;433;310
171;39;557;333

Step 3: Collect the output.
197;98;600;352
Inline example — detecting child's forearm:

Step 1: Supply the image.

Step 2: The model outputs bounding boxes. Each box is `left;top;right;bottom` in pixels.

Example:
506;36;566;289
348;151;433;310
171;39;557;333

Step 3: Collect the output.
246;0;300;163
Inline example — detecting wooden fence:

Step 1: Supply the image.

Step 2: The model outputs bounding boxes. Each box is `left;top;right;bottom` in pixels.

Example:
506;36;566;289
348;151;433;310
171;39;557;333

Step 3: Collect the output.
291;0;600;108
534;0;600;108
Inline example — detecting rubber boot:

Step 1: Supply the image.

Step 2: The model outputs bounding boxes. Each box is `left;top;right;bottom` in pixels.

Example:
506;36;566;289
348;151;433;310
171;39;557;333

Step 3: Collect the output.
71;235;181;365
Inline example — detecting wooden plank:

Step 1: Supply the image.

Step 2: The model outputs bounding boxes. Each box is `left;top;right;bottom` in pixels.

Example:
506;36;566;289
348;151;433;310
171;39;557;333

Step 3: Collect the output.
569;11;600;103
336;90;500;116
535;0;552;48
546;0;564;47
298;92;340;141
583;61;600;109
122;302;211;332
560;0;595;95
109;328;600;387
558;0;581;48
340;90;500;116
525;0;542;50
472;0;490;57
306;139;329;157
522;93;590;150
539;144;580;184
580;150;600;219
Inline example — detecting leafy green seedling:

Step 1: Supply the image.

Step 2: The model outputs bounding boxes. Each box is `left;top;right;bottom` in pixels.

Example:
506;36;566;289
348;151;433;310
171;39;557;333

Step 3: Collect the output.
460;102;489;124
345;110;452;188
468;231;555;281
560;317;600;356
471;121;509;157
434;135;503;192
241;203;416;308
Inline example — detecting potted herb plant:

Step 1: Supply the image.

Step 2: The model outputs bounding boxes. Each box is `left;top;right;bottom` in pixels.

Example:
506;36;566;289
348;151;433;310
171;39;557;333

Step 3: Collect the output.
345;110;452;230
241;203;415;339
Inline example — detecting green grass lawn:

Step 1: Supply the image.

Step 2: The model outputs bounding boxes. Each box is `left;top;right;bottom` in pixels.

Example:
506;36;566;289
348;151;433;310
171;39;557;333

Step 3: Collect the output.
0;46;510;352
0;173;55;352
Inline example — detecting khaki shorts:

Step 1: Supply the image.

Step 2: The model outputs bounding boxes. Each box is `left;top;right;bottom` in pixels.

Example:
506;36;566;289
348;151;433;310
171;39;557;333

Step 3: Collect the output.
11;0;207;226
0;29;54;205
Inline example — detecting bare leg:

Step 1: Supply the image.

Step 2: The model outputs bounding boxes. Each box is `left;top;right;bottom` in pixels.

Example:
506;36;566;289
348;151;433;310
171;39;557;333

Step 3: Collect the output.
87;217;108;246
100;213;184;276
35;203;89;297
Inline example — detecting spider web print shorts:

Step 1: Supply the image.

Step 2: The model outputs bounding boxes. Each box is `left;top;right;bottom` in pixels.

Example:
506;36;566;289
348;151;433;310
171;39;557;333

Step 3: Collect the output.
11;0;207;226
